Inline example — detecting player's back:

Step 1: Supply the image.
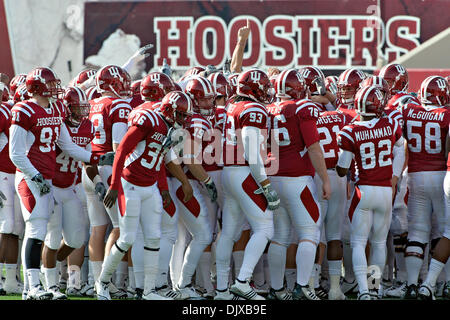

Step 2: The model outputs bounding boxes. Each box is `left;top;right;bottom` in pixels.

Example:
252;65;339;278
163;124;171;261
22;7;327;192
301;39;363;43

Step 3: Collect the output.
0;102;15;174
402;103;450;172
316;110;347;169
339;116;401;187
89;96;131;156
267;99;319;177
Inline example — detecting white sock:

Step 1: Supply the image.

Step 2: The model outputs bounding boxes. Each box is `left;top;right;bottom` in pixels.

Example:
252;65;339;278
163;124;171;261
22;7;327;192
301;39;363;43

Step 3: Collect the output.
285;268;296;291
263;253;270;287
419;244;429;281
238;232;268;281
424;259;445;287
215;234;234;291
128;267;135;290
89;260;103;283
394;251;407;282
232;251;244;278
99;245;126;284
342;240;355;282
328;260;342;291
43;267;58;289
296;241;317;286
144;249;159;293
197;252;214;293
267;243;286;290
4;263;18;287
405;247;424;285
178;238;208;288
114;261;128;289
444;259;450;282
131;234;144;289
156;237;173;288
27;269;40;288
313;264;321;288
68;265;81;289
352;244;369;293
252;255;265;286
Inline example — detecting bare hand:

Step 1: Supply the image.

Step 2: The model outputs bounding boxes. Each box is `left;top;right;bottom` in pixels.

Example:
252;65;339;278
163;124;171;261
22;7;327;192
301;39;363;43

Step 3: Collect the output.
238;19;251;41
103;188;118;209
161;190;172;208
347;182;352;200
181;182;193;203
391;176;399;201
322;179;331;200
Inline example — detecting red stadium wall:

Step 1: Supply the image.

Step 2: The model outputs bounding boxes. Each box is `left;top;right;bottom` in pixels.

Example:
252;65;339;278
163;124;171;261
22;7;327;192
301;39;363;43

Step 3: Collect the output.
84;0;450;73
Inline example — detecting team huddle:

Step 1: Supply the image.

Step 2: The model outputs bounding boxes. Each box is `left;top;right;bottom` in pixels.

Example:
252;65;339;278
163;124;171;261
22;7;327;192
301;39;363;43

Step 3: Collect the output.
0;26;449;302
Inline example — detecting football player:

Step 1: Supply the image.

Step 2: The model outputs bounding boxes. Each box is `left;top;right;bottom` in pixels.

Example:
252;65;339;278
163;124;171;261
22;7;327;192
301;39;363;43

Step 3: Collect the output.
336;85;405;300
95;91;193;301
9;67;107;299
215;69;278;300
402;76;450;298
266;69;330;300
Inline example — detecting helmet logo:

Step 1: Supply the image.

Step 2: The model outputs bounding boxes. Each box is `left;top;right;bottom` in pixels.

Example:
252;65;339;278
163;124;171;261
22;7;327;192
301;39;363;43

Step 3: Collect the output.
108;67;122;80
299;69;310;79
436;78;448;92
249;71;263;89
395;64;406;75
150;73;161;83
32;69;45;84
168;92;181;107
374;88;383;101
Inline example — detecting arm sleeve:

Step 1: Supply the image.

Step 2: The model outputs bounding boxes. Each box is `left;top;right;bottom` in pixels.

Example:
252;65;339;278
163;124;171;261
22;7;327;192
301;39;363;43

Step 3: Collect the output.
110;126;145;189
9;124;40;178
337;149;353;169
392;136;405;178
0;132;7;153
242;126;267;184
112;122;128;145
56;124;93;163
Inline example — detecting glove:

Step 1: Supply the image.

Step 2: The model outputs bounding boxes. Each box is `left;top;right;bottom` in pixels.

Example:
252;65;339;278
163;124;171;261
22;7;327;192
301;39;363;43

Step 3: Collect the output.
160;58;172;77
254;183;280;211
31;173;51;196
312;76;326;96
0;191;6;208
95;182;107;202
203;176;217;202
222;58;231;76
122;43;154;72
99;152;115;166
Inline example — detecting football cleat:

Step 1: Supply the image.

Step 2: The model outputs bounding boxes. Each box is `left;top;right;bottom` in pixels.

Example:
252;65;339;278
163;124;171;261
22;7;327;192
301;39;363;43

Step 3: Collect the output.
292;283;320;300
108;282;128;299
435;281;444;297
80;282;95;297
175;284;206;300
48;285;67;300
404;284;418;299
27;285;53;300
0;282;6;296
267;287;293;300
250;280;269;295
4;280;24;295
21;289;28;300
156;285;181;299
134;288;143;300
341;278;358;294
418;283;435;301
95;281;111;300
66;286;83;297
59;279;67;292
214;288;242;300
328;288;346;300
443;281;450;299
143;289;174;300
384;281;407;298
314;285;328;299
126;286;135;299
230;279;265;300
357;291;373;300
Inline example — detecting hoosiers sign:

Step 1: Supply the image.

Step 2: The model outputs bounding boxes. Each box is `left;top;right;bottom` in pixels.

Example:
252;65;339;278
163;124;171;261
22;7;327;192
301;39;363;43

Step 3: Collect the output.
154;15;420;70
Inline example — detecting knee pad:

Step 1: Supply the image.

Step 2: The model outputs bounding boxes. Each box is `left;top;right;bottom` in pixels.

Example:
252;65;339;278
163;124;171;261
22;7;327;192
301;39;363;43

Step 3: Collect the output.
116;234;135;252
144;238;160;250
405;241;426;259
393;232;408;253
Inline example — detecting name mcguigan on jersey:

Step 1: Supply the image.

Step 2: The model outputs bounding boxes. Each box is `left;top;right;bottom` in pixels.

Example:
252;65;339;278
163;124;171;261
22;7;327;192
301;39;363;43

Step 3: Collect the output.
355;126;392;142
36;117;62;127
407;108;445;121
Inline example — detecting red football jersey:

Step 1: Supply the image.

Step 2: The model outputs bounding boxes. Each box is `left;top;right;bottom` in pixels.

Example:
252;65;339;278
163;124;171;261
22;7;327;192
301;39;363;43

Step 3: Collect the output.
210;105;227;133
10;100;65;179
88;97;132;156
266;99;320;177
316;110;347;169
384;108;403;128
402;103;450;173
222;100;269;167
0;102;15;173
111;105;170;189
128;96;144;109
338;117;403;187
53;119;95;188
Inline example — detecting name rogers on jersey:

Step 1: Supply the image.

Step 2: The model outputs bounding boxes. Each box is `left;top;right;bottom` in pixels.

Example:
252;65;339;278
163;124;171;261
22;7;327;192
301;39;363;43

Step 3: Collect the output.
35;117;63;127
354;126;392;142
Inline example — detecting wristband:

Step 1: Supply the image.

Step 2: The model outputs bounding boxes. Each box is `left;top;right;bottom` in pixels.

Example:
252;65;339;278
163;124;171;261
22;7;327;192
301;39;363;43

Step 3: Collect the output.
203;176;212;184
90;154;100;164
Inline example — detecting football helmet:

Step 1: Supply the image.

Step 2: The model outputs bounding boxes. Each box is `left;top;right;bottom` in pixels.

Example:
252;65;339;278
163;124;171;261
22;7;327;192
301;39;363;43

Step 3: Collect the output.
419;75;449;106
160;90;194;127
298;66;325;95
140;72;174;101
63;86;90;126
274;69;308;100
379;63;408;95
26;67;63;99
95;65;132;99
325;75;339;96
184;66;205;78
236;69;271;104
184;76;216;116
360;76;391;104
9;74;27;95
228;73;239;96
13;84;31;103
207;72;232;100
355;85;385;117
73;69;97;87
337;68;366;104
86;86;101;100
386;92;420;110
